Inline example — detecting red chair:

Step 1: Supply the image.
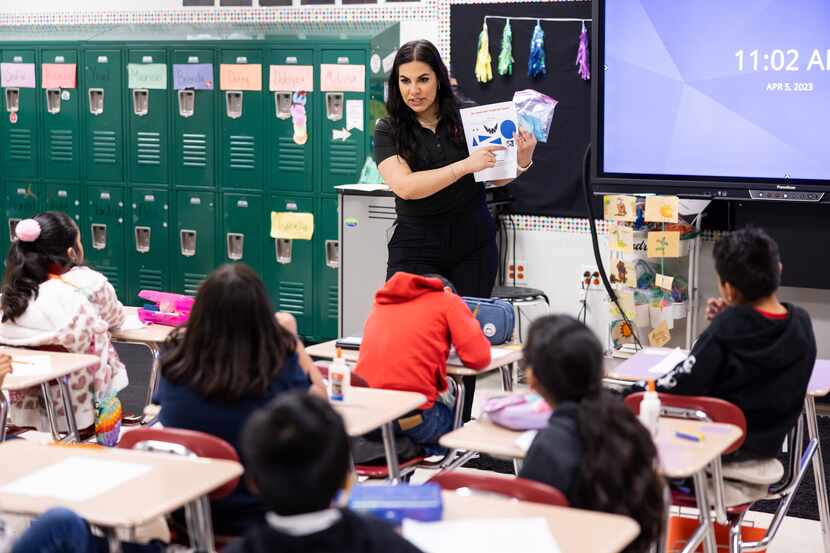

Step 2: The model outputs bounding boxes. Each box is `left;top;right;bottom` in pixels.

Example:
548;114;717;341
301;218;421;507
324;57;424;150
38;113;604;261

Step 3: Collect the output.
430;471;569;507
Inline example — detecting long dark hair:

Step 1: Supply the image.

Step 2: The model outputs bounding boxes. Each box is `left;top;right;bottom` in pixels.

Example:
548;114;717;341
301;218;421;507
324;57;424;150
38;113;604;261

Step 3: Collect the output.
1;211;79;322
524;315;664;553
385;40;465;166
161;263;297;402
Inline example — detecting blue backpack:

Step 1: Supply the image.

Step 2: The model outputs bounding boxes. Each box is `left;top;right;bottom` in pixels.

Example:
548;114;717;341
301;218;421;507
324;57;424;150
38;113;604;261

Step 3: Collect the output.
462;297;515;345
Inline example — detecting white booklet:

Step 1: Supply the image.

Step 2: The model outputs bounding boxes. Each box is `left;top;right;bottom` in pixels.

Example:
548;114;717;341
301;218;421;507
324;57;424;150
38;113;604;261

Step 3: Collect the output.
402;517;560;553
460;102;519;182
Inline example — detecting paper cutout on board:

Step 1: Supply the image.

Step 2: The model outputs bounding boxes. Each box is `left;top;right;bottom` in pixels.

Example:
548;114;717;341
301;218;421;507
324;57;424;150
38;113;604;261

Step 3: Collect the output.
1;63;36;88
172;64;214;90
127;64;167;90
609;289;636;320
609;224;634;253
655;273;674;291
610;320;636;349
269;65;313;91
609;259;636;287
220;64;262;91
346;99;364;132
42;64;76;89
320;64;365;92
291;93;308;145
270;212;314;240
603;195;637;222
649;321;672;348
647;231;681;258
644;195;679;223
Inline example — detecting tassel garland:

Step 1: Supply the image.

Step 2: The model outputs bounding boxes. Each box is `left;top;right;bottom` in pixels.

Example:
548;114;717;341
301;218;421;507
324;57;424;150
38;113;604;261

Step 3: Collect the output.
474;22;493;83
576;22;590;80
497;19;514;76
528;21;546;79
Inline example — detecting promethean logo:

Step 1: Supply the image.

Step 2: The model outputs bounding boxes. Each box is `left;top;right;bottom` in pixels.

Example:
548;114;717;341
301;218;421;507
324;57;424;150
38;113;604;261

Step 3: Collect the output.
776;185;796;190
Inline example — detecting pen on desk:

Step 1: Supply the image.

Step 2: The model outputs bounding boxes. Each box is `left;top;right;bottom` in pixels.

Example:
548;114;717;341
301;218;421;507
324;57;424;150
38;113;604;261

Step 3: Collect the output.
675;431;704;442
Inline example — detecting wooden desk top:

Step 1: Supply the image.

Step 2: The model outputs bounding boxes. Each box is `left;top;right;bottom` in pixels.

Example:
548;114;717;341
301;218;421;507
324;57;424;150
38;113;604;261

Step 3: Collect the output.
439;419;526;460
442;492;640;553
0;347;99;391
306;339;522;377
333;387;427;436
110;307;176;344
0;440;243;528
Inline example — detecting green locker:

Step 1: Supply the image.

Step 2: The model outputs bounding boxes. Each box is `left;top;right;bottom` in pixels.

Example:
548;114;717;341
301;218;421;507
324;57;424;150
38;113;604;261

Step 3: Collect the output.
84;186;126;300
41;49;80;181
1;50;39;178
174;190;216;295
266;49;313;193
44;183;81;223
127;49;169;185
172;49;216;188
83;50;124;183
221;192;263;273
315;196;339;340
128;188;170;304
220;49;263;190
264;194;314;337
2;181;41;245
319;50;366;193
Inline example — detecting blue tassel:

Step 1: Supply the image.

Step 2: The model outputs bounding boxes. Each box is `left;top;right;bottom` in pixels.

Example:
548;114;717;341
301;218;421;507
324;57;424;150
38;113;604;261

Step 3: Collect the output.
528;22;546;79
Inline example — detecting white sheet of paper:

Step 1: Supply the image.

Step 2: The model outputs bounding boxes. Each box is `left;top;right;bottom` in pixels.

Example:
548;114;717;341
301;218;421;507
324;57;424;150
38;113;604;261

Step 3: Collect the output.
10;355;52;376
515;430;538;453
118;310;146;331
447;347;512;366
403;517;560;553
346;99;364;131
0;456;152;502
648;347;688;375
460;102;519;183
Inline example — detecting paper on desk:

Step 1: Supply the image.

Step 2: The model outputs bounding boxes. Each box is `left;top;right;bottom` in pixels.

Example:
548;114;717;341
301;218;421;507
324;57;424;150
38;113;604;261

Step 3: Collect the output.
515;430;538;453
460;102;519;182
10;355;51;376
648;347;687;375
402;517;560;553
447;347;513;366
0;456;152;502
117;309;146;331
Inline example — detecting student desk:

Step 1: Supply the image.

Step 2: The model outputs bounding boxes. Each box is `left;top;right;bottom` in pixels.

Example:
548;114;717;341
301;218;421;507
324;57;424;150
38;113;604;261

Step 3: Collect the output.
333;387;427;482
0;347;99;443
608;349;830;553
442;491;640;553
0;440;242;551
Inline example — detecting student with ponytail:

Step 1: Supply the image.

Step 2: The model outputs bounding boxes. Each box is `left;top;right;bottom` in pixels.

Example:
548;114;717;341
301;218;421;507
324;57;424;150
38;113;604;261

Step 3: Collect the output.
519;315;664;553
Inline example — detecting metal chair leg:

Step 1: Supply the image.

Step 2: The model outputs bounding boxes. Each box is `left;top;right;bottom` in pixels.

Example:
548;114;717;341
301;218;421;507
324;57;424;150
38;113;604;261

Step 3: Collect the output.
184;495;216;553
57;376;80;443
0;392;8;442
40;382;62;441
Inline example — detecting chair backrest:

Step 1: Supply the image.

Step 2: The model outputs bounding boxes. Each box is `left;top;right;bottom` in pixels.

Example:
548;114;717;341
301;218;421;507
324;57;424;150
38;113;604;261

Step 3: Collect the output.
430;471;569;507
625;392;747;454
315;362;369;388
118;427;240;499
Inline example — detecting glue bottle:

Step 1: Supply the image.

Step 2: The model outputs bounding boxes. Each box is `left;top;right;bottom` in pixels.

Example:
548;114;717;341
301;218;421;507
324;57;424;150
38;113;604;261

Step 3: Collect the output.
329;348;350;402
639;379;661;438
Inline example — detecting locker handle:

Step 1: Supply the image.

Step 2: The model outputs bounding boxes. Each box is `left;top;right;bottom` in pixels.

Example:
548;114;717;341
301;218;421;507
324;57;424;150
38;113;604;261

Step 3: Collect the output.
135;226;151;253
325;240;340;269
325;93;344;121
91;224;107;250
226;91;243;119
8;218;20;242
178;90;195;118
274;91;292;119
45;89;61;115
275;238;292;264
88;88;104;116
5;88;19;114
180;229;197;257
132;89;149;117
227;232;244;261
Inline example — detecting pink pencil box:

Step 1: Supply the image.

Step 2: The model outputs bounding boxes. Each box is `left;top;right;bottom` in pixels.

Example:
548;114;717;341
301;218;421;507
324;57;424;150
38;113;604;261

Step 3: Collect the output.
481;393;553;430
137;290;195;326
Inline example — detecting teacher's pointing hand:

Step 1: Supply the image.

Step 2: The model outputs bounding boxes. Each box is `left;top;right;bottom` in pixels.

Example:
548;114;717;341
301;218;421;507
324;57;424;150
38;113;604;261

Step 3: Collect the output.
464;146;506;174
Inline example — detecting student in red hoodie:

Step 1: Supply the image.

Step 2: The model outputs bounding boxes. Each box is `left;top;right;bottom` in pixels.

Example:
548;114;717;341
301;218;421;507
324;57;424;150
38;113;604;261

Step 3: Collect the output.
356;272;491;454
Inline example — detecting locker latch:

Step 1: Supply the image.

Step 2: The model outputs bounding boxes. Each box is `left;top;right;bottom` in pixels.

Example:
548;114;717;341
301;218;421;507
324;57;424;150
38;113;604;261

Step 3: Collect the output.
91;224;107;250
135;226;151;253
88;88;104;116
45;89;61;115
8;218;20;242
225;91;243;119
132;89;149;117
325;93;344;121
5;88;19;113
275;92;292;119
178;90;195;118
325;240;340;269
275;238;292;264
227;233;244;261
180;229;197;257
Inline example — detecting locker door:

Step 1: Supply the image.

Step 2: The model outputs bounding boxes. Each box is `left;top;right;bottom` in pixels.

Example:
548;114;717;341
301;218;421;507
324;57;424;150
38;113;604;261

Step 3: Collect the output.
1;50;39;178
172;49;215;188
44;183;81;223
266;49;313;193
84;186;126;300
2;181;41;245
264;194;314;338
83;50;124;183
315;197;339;340
127;49;169;186
128;188;170;304
174;190;216;295
220;49;263;190
41;49;80;181
221;192;263;274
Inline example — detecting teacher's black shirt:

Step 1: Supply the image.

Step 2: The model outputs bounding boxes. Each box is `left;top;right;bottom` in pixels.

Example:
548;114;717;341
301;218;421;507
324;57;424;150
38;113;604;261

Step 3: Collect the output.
374;116;484;217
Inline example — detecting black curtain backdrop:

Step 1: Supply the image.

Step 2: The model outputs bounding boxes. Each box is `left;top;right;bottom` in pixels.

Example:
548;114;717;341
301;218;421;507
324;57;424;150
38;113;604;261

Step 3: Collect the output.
450;1;592;216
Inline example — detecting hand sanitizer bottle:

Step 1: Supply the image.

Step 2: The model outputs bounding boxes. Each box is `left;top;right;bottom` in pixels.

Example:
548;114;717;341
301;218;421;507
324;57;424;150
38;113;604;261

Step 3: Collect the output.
329;348;350;402
639;379;661;438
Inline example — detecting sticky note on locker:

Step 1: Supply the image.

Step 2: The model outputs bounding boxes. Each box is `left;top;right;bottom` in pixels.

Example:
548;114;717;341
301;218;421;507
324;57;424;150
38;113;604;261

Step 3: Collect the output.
271;212;314;240
42;64;76;89
128;64;168;90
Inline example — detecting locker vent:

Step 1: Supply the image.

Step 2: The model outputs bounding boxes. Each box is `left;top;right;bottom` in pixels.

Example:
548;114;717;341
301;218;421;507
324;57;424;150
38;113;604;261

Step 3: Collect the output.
138;268;164;291
137;132;161;166
229;135;256;170
8;128;33;162
278;281;305;316
97;265;121;297
182;133;208;168
327;284;338;320
92;130;118;165
183;272;205;296
277;136;304;173
329;142;357;175
48;129;74;164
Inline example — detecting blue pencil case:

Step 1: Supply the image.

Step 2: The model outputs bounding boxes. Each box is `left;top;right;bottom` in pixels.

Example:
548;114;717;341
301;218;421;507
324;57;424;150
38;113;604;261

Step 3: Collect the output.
347;483;443;525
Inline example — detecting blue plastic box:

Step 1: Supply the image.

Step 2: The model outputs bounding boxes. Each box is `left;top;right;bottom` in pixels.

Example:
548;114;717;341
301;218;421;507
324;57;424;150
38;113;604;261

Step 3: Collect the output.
347;483;443;525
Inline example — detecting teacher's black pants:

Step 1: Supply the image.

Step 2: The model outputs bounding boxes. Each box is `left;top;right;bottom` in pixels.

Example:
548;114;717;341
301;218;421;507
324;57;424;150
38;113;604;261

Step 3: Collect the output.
386;203;498;422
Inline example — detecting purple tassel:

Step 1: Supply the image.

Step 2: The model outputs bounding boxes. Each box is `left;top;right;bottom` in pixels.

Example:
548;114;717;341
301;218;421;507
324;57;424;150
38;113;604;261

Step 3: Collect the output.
528;21;546;79
576;22;590;80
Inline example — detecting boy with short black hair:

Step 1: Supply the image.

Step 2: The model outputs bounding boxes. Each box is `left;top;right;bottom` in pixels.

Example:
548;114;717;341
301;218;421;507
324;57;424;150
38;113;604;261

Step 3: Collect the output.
224;392;425;553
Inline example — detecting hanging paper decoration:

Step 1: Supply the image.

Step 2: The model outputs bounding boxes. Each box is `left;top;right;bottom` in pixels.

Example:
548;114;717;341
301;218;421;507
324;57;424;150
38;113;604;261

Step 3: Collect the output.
497;19;514;76
475;21;493;83
576;21;591;80
528;21;546;79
